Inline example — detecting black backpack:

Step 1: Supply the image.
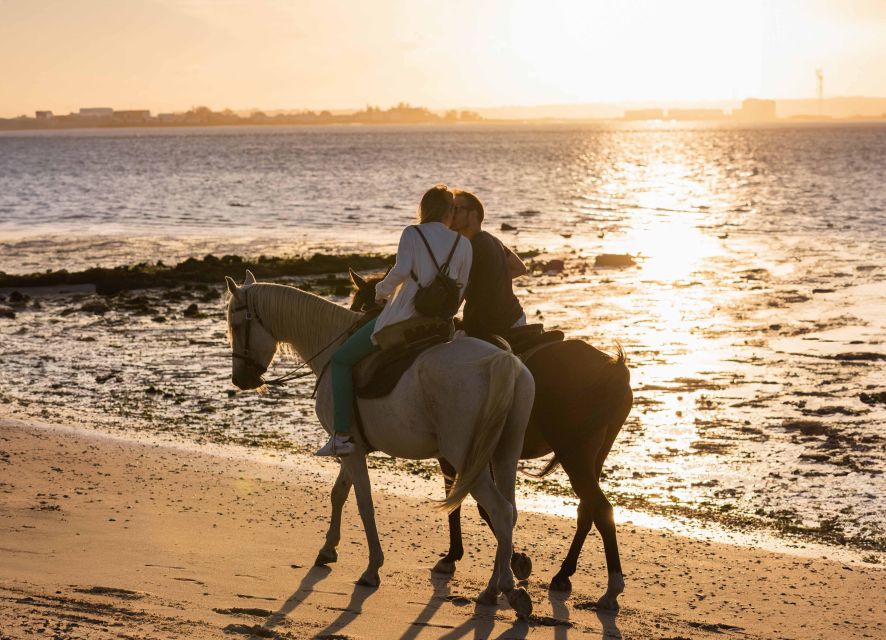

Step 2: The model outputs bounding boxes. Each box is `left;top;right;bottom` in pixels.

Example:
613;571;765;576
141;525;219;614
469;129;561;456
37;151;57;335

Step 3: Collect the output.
410;226;462;319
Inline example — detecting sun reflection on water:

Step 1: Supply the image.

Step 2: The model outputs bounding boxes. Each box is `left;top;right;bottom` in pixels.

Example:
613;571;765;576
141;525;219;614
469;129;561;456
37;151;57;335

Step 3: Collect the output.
2;124;883;554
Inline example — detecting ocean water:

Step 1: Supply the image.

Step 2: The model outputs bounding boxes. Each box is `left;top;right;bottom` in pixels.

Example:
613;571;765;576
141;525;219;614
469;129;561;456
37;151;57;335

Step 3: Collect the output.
1;123;884;554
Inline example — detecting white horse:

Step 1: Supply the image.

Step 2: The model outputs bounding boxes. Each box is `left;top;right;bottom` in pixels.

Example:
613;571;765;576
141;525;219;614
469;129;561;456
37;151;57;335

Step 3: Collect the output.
224;272;536;617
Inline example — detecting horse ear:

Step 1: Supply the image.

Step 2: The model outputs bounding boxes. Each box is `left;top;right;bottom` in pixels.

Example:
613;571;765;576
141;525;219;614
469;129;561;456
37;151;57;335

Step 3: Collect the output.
349;267;366;289
225;276;240;298
244;270;257;285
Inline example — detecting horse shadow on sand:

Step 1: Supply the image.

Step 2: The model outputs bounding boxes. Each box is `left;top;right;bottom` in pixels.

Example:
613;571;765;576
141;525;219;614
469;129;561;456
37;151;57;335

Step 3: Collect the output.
240;564;620;640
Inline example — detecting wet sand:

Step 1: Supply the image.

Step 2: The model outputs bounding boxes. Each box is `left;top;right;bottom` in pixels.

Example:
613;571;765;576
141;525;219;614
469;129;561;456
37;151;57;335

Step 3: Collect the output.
1;255;884;554
1;418;883;639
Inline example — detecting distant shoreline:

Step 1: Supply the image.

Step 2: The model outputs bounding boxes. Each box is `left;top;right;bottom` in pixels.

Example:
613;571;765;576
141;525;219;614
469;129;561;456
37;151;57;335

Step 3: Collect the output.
2;117;886;134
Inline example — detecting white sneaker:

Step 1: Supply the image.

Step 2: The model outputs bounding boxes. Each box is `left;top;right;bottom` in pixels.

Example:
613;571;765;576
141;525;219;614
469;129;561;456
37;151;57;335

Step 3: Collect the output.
315;433;356;457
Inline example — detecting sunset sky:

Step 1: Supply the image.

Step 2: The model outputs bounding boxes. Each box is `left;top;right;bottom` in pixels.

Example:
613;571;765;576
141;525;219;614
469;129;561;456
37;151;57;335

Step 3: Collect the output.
1;0;884;117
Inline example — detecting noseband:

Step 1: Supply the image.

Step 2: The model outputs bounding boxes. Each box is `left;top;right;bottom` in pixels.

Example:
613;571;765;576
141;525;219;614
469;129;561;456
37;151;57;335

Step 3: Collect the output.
231;288;270;378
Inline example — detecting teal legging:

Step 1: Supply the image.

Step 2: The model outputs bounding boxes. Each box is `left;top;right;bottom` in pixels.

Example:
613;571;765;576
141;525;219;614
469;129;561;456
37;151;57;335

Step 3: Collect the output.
331;317;379;432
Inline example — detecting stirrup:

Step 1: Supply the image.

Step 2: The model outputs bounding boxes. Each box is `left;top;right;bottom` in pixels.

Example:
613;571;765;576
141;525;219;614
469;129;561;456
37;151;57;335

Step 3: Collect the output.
315;433;355;457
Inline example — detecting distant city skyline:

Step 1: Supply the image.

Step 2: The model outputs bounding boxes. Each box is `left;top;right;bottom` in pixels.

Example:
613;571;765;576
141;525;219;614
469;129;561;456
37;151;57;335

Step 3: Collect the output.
1;0;885;119
6;96;886;131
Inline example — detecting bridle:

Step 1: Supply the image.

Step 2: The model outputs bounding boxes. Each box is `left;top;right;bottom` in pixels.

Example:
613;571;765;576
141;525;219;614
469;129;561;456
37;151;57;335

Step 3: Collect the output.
230;287;271;379
230;286;366;390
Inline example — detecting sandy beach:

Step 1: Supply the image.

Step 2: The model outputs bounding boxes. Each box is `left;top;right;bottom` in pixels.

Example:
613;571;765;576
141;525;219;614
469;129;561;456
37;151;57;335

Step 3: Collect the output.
3;3;886;637
1;418;883;639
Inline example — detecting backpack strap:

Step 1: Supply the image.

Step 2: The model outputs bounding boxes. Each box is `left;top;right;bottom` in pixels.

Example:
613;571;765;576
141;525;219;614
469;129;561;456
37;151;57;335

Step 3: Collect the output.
413;226;441;272
410;225;460;282
441;233;461;274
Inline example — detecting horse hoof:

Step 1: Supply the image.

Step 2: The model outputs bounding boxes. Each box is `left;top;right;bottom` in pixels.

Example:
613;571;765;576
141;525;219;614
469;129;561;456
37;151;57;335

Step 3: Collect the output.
432;559;456;575
511;552;532;581
549;573;572;592
596;592;620;611
314;548;337;566
475;588;499;606
506;587;533;620
356;572;380;588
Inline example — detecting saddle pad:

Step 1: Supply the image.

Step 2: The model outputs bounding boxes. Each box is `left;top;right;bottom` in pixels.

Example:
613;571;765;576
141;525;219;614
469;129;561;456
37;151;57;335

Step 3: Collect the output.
505;323;545;339
354;334;447;398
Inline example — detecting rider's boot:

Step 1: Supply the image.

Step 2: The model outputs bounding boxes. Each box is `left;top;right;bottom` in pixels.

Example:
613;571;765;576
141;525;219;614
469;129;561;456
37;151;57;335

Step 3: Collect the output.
315;432;355;457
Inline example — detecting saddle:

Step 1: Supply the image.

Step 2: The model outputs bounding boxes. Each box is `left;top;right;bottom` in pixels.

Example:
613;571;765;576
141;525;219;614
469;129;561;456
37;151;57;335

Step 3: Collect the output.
354;320;450;399
351;320;562;401
474;323;565;359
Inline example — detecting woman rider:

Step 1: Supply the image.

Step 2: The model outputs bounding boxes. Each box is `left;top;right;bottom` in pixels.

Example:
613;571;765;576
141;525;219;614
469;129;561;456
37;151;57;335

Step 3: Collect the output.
316;184;474;456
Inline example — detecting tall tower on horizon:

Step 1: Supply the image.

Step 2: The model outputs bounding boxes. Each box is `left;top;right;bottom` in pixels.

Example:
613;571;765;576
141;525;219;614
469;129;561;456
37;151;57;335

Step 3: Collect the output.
816;69;824;116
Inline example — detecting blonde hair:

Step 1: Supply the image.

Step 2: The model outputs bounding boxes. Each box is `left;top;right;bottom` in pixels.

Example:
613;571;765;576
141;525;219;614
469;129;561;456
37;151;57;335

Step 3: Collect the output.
418;184;454;223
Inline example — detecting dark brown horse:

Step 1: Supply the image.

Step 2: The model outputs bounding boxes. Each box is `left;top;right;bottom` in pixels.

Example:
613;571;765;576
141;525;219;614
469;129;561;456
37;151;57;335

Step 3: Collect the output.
348;269;633;609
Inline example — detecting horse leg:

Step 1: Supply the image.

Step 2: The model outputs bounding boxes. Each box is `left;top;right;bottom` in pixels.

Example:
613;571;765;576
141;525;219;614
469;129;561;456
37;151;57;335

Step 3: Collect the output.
579;402;629;608
550;436;624;610
592;420;627;610
432;458;463;575
548;432;605;593
549;494;593;593
550;436;602;591
434;458;530;580
315;466;352;566
341;454;384;587
588;480;623;610
488;456;533;581
471;469;533;619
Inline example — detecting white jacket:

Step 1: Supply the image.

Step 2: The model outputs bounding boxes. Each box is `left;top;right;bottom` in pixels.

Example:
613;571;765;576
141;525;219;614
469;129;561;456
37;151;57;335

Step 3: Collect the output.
372;222;472;344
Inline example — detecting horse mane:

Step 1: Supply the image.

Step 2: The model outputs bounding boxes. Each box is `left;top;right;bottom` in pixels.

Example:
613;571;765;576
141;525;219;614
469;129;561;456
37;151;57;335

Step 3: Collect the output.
249;282;359;357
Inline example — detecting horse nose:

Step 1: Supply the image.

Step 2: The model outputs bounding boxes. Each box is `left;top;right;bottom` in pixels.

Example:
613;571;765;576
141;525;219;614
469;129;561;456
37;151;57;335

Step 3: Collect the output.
232;373;248;390
232;370;262;390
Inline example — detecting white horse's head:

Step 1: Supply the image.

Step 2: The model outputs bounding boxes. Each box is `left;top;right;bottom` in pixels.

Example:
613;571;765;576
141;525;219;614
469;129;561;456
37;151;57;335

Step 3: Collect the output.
225;270;277;390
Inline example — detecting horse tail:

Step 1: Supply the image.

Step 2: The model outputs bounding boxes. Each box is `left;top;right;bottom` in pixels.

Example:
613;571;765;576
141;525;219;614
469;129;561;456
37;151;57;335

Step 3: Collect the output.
610;341;630;398
438;350;523;513
523;455;560;478
613;341;628;367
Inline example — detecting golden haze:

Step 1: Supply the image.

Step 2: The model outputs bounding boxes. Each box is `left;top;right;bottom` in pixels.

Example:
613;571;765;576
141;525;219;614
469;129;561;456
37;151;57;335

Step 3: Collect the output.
0;0;884;117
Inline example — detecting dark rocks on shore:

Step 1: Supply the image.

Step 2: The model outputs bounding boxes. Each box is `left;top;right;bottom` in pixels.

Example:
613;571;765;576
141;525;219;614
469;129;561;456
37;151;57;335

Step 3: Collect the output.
162;289;187;301
594;254;636;268
80;301;110;315
183;303;206;318
781;420;829;436
501;223;517;231
860;391;886;406
0;252;394;296
833;352;886;362
200;288;221;302
8;291;30;305
114;295;155;315
538;259;565;275
0;306;15;319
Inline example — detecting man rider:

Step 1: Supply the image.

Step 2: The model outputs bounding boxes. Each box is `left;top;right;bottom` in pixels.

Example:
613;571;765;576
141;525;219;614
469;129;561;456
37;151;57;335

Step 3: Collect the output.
448;189;527;338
